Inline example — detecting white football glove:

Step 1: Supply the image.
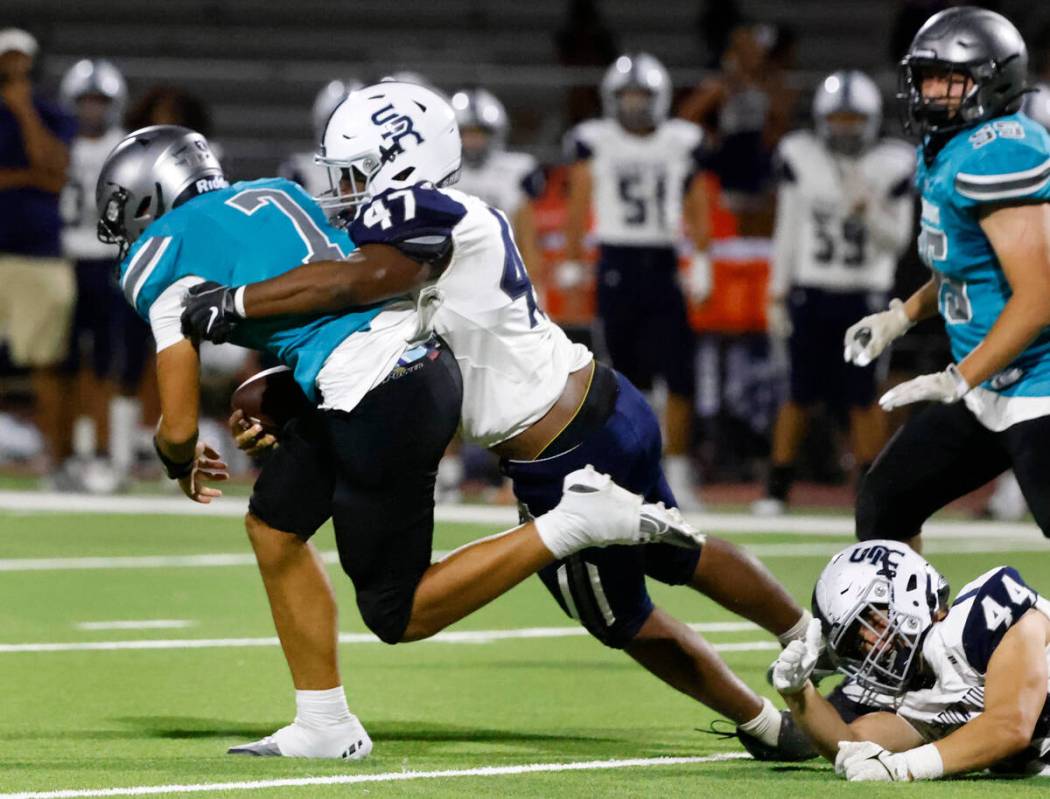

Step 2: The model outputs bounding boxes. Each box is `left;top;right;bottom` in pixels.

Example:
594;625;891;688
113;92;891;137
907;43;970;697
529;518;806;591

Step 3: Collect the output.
843;299;913;367
836;741;944;782
685;251;712;303
766;299;792;339
771;617;822;695
878;364;970;411
555;260;587;290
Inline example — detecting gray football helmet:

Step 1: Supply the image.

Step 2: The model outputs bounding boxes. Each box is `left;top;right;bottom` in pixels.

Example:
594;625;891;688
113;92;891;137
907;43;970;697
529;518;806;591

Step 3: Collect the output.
96;125;226;257
59;58;127;129
813;70;882;156
601;52;671;132
899;6;1028;139
450;88;508;167
311;79;363;143
1023;83;1050;132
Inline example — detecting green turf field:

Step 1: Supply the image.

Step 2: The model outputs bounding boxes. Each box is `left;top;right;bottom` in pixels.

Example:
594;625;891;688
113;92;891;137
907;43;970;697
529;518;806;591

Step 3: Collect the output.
1;504;1049;797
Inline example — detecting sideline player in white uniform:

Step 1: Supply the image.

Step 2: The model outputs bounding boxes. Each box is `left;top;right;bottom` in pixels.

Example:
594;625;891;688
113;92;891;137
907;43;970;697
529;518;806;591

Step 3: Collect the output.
279;79;362;199
183;81;818;761
771;540;1050;781
562;53;712;511
58;59;147;489
754;70;914;516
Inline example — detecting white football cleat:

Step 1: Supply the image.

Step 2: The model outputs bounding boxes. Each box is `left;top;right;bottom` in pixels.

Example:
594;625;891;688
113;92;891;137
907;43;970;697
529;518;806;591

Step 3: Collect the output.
557;466;705;550
228;716;372;759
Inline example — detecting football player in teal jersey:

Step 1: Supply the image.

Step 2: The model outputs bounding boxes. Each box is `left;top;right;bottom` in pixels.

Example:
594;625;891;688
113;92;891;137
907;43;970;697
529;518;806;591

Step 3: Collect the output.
96;124;698;759
842;7;1050;551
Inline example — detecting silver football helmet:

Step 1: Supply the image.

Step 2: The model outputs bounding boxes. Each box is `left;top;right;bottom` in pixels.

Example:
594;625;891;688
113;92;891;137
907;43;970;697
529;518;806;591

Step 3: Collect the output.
450;88;508;167
813;540;948;704
59;58;128;130
601;52;672;132
311;79;363;143
1024;83;1050;132
96;125;227;257
315;81;461;223
813;70;882;156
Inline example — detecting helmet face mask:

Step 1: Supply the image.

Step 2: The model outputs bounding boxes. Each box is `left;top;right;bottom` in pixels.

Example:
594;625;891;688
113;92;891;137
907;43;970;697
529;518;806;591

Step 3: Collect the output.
601;53;672;134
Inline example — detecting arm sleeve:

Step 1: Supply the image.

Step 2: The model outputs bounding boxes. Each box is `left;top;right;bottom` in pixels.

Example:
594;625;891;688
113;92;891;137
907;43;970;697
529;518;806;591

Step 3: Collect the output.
148;276;205;352
953;131;1050;210
349;184;467;263
865;176;915;256
769;157;801;299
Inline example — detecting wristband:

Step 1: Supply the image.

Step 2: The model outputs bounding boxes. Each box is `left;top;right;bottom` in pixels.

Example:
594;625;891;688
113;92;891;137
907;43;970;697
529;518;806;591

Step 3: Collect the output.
904;743;944;781
946;363;971;400
233;285;247;318
153;436;195;480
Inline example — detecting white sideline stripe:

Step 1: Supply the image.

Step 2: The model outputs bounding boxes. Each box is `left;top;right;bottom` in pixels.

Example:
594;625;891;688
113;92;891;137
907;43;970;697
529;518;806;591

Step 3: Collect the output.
0;623;764;654
0;753;751;799
0;489;1044;541
75;620;194;631
2;535;1046;573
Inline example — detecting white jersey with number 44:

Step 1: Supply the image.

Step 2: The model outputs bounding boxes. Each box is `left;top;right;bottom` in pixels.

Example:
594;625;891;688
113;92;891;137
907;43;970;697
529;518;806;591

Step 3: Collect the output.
349;183;592;448
570;118;703;248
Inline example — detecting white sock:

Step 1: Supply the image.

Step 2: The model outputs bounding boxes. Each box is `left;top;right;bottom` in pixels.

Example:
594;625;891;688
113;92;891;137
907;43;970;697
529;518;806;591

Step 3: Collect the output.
738;696;782;747
664;455;694;486
109;396;141;477
294;687;353;729
533;507;589;560
777;610;812;647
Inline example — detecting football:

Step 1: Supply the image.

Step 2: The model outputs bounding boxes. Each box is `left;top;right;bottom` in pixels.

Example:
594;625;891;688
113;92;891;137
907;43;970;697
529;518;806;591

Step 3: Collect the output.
230;365;311;435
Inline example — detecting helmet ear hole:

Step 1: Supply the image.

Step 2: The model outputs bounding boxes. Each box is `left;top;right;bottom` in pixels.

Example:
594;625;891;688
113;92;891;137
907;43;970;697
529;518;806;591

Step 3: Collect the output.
133;196;151;219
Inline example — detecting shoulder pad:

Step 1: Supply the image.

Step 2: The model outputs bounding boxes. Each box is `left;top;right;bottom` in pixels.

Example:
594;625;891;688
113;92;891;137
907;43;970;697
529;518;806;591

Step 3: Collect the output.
954;124;1050;205
662;118;704;150
957;566;1038;673
565;119;606;161
350;183;467;263
775;131;820;182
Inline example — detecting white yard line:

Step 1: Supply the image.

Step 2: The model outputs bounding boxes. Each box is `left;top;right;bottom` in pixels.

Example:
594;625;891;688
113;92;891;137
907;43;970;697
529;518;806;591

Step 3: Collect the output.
75;620;194;631
0;753;751;799
0;623;765;654
0;489;1043;541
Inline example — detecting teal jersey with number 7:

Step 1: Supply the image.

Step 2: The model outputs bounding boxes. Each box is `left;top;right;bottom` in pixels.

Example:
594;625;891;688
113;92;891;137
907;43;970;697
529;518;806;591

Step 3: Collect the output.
117;177;381;401
916;112;1050;397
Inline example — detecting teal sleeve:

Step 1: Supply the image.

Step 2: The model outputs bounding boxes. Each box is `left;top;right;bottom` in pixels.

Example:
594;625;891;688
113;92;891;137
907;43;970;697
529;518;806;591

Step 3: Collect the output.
953;129;1050;210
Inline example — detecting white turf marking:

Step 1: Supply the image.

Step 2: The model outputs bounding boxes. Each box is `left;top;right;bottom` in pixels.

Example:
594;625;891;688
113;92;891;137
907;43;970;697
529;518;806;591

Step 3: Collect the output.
0;489;1044;542
75;620;194;631
0;753;751;799
0;623;768;655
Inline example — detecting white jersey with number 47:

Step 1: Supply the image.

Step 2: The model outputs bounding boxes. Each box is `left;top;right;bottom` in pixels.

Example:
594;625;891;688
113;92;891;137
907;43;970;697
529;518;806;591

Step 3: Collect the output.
570;118;703;248
770;131;915;296
349;183;592;448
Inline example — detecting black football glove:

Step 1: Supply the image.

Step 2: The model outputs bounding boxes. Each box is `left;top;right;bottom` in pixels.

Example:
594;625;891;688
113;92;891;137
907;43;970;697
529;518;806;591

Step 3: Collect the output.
180;281;242;344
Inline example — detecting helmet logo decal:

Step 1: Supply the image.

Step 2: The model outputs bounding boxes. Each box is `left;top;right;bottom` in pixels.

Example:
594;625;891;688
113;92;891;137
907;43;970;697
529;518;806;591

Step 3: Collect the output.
371;103;425;164
848;545;903;578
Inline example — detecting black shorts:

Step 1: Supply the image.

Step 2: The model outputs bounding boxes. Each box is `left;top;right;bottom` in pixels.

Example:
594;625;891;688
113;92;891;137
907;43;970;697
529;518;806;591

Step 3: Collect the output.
856;402;1050;540
249;338;463;642
596;244;695;396
788;287;885;408
63;258;149;390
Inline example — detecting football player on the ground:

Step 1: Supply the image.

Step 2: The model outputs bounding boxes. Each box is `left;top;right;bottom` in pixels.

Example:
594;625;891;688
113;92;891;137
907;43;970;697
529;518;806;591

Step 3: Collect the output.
843;7;1050;550
182;81;817;761
100;122;698;760
58;59;148;489
770;540;1050;781
753;70;914;516
560;52;711;511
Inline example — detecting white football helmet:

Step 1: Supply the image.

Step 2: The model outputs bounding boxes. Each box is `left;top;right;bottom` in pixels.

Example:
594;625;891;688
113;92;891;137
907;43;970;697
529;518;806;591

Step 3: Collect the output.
59;58;127;129
1023;83;1050;131
813;540;948;703
314;81;461;222
450;88;508;167
813;70;882;156
601;52;672;131
311;79;363;142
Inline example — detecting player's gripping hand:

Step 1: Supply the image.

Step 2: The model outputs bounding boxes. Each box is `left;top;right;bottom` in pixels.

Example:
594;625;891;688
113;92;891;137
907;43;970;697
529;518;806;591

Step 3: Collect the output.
878;364;970;411
836;741;944;782
771;617;822;695
229;408;278;458
685;251;712;304
843;298;913;367
177;441;229;504
181;281;243;344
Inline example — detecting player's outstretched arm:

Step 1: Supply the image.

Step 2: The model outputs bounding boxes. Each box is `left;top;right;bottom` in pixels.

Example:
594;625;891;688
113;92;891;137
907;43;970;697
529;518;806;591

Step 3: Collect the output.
929;608;1050;776
243;244;432;318
957;203;1050;388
